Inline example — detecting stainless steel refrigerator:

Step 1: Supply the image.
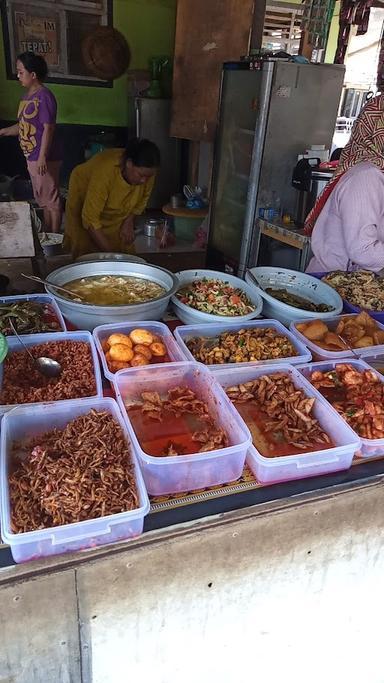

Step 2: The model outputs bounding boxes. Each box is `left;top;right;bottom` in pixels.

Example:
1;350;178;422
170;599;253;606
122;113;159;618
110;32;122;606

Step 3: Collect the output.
207;60;345;276
134;97;181;209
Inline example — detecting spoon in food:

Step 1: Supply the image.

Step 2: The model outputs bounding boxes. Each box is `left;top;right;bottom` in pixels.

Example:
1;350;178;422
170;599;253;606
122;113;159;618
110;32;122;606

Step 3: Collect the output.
246;269;264;291
335;332;360;359
21;273;84;302
9;320;62;378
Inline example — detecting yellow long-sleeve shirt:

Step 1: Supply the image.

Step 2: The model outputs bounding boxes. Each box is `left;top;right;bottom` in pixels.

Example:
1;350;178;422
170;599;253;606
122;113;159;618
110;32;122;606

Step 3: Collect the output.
64;148;155;258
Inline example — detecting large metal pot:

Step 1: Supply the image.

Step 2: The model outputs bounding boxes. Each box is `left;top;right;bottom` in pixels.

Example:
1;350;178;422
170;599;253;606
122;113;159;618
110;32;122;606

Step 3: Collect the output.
45;261;179;331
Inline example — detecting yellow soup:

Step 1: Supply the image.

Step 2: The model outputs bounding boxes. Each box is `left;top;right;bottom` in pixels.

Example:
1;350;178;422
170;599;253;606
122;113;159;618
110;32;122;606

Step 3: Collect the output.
64;275;166;306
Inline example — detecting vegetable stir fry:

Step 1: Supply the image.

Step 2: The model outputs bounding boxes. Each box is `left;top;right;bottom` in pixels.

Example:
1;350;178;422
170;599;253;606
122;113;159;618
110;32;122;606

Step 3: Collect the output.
0;301;62;335
186;327;298;365
176;278;254;316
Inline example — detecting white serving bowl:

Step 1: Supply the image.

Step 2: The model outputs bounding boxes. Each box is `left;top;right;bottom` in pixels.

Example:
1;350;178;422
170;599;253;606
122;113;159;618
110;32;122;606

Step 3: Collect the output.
245;267;343;326
45;261;178;331
171;269;263;324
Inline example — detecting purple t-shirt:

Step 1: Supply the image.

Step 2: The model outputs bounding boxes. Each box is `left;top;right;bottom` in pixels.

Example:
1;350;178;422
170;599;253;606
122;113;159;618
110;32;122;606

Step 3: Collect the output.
18;87;62;161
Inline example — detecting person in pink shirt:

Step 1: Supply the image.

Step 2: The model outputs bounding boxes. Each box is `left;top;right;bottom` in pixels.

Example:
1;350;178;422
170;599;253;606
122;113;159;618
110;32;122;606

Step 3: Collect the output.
0;52;62;233
305;94;384;273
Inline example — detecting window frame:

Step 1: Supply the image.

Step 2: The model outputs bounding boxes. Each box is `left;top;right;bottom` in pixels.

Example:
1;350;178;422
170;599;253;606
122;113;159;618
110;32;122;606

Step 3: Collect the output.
262;2;304;55
0;0;113;87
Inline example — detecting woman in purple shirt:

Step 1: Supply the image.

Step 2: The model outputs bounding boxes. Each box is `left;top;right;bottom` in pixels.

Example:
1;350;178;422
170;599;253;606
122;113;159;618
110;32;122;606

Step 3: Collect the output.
0;52;62;233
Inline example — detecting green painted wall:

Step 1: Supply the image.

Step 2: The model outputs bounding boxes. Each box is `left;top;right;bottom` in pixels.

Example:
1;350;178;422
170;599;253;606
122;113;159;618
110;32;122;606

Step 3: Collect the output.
0;0;177;126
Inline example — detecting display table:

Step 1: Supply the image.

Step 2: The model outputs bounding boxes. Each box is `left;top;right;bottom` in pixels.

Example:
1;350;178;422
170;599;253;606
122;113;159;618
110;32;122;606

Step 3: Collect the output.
2;314;384;679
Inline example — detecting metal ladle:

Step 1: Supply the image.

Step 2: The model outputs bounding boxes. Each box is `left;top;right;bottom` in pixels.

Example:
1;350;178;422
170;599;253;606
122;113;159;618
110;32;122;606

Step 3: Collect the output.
9;320;62;378
246;269;264;291
21;273;84;302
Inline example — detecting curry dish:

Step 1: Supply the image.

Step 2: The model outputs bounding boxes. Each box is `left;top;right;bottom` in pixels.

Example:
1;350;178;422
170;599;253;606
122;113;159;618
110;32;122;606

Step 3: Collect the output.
63;274;166;306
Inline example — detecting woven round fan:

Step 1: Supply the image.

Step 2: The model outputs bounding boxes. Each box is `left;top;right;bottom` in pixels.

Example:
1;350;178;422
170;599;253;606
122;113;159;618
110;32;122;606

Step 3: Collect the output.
82;26;131;81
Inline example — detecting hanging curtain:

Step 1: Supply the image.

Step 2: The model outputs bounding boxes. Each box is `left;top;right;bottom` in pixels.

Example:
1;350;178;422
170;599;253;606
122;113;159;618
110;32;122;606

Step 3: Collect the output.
334;0;373;64
301;0;337;49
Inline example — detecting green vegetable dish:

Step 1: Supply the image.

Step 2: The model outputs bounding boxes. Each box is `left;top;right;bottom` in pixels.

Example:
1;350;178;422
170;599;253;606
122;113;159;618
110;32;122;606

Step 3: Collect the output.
0;301;63;335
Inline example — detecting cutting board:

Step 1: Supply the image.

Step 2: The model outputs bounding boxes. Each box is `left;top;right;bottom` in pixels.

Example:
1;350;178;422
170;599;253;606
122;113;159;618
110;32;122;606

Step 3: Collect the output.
0;202;35;258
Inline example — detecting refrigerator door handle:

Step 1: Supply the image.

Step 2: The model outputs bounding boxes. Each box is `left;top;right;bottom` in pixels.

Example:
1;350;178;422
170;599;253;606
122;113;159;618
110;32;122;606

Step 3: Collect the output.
238;62;274;278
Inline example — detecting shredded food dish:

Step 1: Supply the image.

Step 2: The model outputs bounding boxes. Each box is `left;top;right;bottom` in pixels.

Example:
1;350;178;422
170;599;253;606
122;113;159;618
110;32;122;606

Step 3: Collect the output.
127;386;229;456
225;372;332;456
0;340;96;405
186;327;298;365
0;301;62;335
9;409;139;533
309;363;384;439
322;271;384;311
176;278;255;316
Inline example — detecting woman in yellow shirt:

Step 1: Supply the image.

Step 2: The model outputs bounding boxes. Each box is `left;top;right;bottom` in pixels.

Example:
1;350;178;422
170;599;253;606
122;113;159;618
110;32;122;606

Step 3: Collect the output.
63;138;160;258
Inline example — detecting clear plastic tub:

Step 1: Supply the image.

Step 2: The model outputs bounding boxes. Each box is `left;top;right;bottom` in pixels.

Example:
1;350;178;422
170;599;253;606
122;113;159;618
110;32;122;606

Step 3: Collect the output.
358;349;384;375
0;330;103;415
93;321;187;381
0;397;150;563
174;319;311;371
113;361;252;495
298;358;384;460
0;293;66;335
343;300;384;324
290;314;384;361
213;364;360;484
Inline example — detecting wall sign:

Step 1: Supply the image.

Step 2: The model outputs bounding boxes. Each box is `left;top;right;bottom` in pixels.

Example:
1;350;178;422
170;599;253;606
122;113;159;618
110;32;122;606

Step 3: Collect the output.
1;0;113;87
14;10;60;67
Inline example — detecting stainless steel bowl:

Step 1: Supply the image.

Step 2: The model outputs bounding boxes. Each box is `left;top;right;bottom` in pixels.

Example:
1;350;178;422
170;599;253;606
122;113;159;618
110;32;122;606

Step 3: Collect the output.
45;261;179;331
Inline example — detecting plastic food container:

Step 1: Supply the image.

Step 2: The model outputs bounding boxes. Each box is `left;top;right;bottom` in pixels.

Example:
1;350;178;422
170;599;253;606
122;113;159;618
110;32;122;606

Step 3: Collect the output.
171;269;263;325
358;349;384;375
0;293;66;336
113;361;252;495
93;321;187;381
343;300;384;325
213;364;360;484
245;267;343;326
298;358;384;460
290;314;384;361
0;397;150;562
0;330;103;416
174;319;311;371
